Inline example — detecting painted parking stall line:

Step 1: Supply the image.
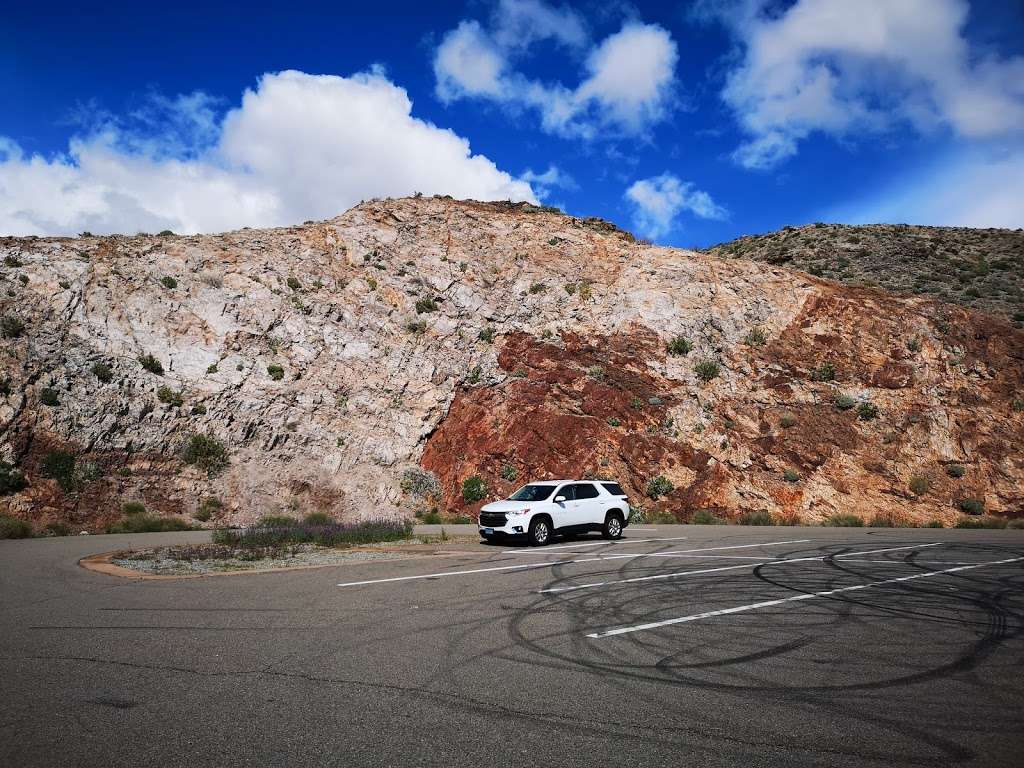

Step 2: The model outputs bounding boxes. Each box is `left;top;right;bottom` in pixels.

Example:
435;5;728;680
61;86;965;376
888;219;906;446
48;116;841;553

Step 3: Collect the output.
538;543;942;594
587;555;1024;639
337;539;811;588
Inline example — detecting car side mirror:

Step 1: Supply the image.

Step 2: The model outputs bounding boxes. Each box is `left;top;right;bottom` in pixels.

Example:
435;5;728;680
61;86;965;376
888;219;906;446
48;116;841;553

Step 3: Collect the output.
554;495;566;503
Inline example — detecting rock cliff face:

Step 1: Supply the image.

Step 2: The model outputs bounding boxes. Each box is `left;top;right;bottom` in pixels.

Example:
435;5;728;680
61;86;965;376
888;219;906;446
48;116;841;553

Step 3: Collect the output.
1;197;1022;530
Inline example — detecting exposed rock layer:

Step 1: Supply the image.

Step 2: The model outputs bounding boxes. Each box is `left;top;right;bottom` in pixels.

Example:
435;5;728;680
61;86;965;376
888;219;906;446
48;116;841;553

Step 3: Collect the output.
1;198;1022;530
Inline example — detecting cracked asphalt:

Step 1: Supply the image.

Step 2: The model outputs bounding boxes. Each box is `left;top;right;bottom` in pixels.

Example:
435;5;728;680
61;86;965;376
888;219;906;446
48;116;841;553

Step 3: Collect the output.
2;525;1023;767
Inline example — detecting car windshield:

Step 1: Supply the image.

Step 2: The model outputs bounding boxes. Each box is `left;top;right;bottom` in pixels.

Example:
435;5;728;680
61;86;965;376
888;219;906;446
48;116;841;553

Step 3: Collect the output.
508;484;555;501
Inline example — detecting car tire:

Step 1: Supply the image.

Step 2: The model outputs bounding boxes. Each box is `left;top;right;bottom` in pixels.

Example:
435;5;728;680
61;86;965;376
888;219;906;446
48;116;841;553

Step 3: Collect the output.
602;513;624;540
528;517;551;546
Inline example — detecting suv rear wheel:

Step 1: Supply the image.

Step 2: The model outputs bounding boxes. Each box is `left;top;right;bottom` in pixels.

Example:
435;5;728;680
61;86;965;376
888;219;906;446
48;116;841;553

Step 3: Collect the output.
528;517;551;546
602;512;623;540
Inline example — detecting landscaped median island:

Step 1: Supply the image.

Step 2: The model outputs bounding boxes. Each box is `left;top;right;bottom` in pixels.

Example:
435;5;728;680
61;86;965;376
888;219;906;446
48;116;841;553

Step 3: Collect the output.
103;516;471;577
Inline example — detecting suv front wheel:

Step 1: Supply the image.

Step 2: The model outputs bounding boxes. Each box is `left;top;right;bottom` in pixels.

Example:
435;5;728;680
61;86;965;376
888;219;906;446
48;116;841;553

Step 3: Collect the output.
528;517;551;546
602;513;624;540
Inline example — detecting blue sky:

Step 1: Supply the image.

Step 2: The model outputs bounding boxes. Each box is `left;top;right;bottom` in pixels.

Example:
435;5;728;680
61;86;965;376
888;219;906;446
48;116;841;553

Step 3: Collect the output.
2;0;1022;246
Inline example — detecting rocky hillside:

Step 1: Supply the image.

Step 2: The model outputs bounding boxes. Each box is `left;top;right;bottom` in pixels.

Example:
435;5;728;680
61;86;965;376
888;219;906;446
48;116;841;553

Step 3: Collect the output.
1;197;1022;531
704;223;1024;323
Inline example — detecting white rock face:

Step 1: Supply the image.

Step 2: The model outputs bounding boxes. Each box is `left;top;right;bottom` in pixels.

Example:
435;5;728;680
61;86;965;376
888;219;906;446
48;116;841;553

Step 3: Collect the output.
1;197;1021;530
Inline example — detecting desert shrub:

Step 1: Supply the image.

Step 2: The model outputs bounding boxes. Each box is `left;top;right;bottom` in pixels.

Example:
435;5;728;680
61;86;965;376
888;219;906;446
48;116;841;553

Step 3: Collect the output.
419;510;443;524
44;521;70;536
267;364;285;380
366;277;377;291
691;509;725;524
157;386;183;406
1008;519;1024;530
122;501;146;516
17;274;28;285
194;497;222;522
0;378;9;396
694;360;720;383
467;365;482;385
107;515;195;534
0;461;28;495
744;327;768;347
192;404;207;415
40;388;59;406
160;276;177;289
414;297;438;314
924;520;945;528
954;515;1007;529
213;517;411;548
958;498;985;515
407;319;427;334
158;230;175;236
462;475;487;503
857;402;880;421
0;515;32;539
646;475;674;499
1013;399;1024;413
138;354;164;375
92;362;113;382
182;433;229;477
909;476;929;496
287;276;301;291
779;412;797;428
587;365;605;381
529;282;546;294
666;335;693;356
3;255;23;267
824;513;864;527
256;515;299;528
783;468;800;483
478;326;495;342
834;394;856;411
206;363;218;374
907;336;922;353
303;512;333;525
1;315;25;339
630;396;644;410
738;510;774;526
810;362;836;381
607;416;621;427
41;450;78;492
400;467;440;499
947;464;966;478
501;464;518;482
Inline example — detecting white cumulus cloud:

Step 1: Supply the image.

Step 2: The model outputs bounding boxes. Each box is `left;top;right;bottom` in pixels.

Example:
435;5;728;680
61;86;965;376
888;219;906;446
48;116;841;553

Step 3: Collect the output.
701;0;1024;169
828;148;1024;229
0;70;537;236
624;173;727;239
434;0;678;139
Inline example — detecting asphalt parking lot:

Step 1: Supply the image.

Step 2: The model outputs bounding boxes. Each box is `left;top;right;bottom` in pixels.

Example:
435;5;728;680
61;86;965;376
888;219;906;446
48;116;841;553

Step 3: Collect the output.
2;525;1023;767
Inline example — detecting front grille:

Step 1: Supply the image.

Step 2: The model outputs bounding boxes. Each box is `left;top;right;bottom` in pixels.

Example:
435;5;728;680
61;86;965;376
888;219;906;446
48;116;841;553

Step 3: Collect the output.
479;512;507;527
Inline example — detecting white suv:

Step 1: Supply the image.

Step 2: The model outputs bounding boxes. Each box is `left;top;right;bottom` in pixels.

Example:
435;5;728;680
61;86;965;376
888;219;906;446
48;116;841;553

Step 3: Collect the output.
478;480;631;546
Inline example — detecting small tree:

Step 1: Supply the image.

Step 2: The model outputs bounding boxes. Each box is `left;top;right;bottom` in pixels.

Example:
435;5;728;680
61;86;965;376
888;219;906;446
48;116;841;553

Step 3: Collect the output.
646;475;674;499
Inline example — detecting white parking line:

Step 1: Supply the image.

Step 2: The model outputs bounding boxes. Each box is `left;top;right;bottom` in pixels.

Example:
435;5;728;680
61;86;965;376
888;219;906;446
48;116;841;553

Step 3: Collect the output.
337;539;811;588
586;556;1024;638
508;538;809;557
538;544;942;594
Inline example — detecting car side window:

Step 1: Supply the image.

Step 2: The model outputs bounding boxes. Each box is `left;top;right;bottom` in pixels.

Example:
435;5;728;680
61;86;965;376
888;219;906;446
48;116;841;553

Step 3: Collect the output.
555;485;574;501
571;483;599;500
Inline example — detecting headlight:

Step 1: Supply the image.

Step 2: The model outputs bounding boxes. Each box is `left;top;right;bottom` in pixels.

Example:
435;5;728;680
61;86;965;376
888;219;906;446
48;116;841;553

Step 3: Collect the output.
506;508;530;516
